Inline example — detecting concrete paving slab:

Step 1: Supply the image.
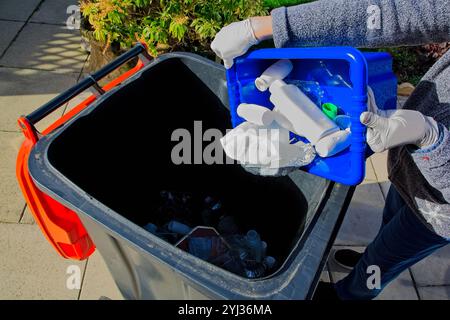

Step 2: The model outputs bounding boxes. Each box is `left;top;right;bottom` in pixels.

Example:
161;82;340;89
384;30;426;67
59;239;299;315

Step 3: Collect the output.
328;246;419;300
417;286;450;300
363;159;377;183
335;182;384;246
0;0;41;21
30;0;78;25
0;23;87;73
0;67;78;132
369;151;389;183
62;89;93;115
410;245;450;287
0;21;24;56
0;223;86;299
379;181;391;200
20;205;35;224
79;251;123;300
0;132;27;223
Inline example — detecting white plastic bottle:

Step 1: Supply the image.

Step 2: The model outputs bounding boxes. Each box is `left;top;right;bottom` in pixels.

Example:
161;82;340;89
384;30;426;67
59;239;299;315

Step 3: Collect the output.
255;59;293;92
237;103;275;126
269;79;351;157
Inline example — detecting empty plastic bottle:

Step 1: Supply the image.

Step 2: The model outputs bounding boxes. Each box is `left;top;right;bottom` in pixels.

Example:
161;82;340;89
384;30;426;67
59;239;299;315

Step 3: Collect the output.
237;103;275;126
143;223;158;234
167;220;192;235
255;59;293;92
245;230;263;263
269;79;351;157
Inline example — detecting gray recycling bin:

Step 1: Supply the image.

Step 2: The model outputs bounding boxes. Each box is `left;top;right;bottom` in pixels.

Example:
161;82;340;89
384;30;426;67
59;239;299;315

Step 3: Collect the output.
28;51;354;299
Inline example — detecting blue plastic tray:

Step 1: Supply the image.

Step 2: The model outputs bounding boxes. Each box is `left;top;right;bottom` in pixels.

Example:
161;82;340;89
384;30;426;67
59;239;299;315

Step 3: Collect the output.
226;47;397;185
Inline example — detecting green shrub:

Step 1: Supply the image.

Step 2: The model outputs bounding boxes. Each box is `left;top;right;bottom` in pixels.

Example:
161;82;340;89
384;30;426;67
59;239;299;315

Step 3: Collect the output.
81;0;268;57
264;0;315;9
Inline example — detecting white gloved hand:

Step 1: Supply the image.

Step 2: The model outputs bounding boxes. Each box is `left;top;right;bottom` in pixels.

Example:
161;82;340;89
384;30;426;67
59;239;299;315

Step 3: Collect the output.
361;88;440;153
211;19;260;69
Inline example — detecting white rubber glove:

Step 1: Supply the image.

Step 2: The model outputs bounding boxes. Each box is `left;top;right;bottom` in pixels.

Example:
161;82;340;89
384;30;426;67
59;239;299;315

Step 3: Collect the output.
211;19;260;69
361;88;440;153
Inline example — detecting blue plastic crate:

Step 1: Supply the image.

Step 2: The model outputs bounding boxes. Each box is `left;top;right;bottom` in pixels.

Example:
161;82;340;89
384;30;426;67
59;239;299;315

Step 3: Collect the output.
226;47;397;185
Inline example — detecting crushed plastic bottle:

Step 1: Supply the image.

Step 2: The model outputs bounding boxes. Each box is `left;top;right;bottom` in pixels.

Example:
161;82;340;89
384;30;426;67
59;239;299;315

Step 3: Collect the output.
245;230;263;263
285;80;325;107
309;61;352;88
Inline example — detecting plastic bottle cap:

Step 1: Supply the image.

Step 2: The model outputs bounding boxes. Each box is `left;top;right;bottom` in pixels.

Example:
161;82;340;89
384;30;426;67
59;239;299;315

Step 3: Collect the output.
255;77;269;91
322;103;338;120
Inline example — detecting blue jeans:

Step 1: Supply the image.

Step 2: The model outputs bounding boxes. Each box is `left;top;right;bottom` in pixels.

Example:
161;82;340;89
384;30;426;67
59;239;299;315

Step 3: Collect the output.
335;186;449;300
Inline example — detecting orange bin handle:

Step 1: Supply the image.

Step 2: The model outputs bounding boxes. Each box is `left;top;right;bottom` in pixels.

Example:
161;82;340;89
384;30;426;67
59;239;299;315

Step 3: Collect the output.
16;43;151;260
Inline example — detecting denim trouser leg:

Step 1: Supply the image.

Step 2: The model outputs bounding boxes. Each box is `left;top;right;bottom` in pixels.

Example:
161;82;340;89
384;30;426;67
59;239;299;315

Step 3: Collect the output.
335;186;449;300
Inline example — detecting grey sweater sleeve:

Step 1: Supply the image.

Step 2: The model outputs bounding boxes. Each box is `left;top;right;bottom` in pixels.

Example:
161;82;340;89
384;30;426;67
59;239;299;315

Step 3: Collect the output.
411;124;450;203
271;0;450;48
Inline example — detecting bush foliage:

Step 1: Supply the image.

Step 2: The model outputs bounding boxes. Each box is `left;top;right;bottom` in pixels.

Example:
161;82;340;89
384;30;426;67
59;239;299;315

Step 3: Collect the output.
81;0;268;57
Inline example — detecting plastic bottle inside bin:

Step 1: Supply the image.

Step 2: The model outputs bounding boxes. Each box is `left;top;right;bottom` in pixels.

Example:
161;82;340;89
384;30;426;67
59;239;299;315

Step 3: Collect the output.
245;230;263;263
168;220;192;235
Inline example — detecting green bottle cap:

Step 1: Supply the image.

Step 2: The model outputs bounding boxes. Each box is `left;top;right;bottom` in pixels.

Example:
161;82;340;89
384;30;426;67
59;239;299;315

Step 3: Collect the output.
322;103;338;120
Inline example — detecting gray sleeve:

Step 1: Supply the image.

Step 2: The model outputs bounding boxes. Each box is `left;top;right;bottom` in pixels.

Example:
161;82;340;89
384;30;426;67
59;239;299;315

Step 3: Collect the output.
271;0;450;48
410;124;450;203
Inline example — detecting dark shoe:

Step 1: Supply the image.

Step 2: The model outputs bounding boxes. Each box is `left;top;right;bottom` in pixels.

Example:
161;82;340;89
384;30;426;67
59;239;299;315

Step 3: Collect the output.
333;249;362;270
312;281;340;301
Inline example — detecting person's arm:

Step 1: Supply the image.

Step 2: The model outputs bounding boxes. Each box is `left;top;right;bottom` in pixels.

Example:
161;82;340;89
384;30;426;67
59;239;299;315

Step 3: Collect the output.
272;0;450;48
362;89;450;203
410;126;450;203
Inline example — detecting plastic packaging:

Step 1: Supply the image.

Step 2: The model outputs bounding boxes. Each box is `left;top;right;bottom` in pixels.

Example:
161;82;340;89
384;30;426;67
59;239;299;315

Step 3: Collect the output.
237;103;275;126
314;129;351;157
143;223;158;234
269;80;351;157
220;121;316;175
167;220;192;235
335;115;352;130
270;80;339;145
286;80;324;107
245;230;263;263
322;103;338;120
264;256;276;270
310;60;351;88
255;59;293;92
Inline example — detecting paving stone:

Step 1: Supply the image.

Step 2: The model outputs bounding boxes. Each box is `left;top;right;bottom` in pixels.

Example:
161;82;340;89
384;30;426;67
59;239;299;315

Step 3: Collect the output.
335;182;384;246
0;20;24;56
410;245;450;287
0;0;41;21
0;23;87;73
369;151;389;183
328;246;419;300
0;132;26;223
79;251;123;300
0;223;86;299
417;286;450;300
30;0;78;25
379;181;391;200
20;205;35;224
0;67;78;132
363;159;377;183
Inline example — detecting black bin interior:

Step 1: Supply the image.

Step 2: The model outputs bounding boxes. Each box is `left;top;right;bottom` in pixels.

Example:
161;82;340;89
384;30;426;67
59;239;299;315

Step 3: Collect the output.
47;58;310;276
